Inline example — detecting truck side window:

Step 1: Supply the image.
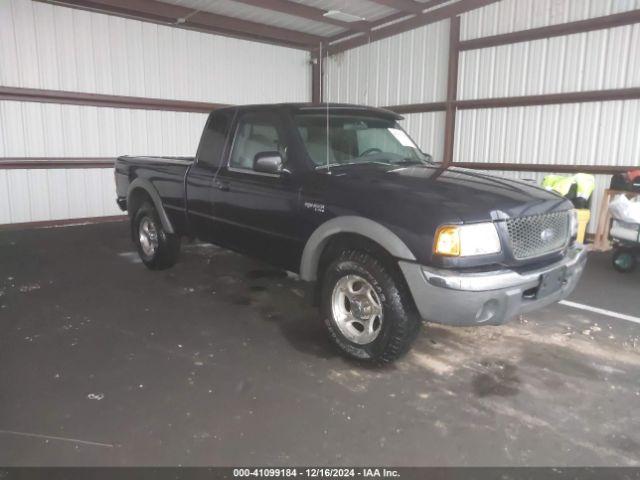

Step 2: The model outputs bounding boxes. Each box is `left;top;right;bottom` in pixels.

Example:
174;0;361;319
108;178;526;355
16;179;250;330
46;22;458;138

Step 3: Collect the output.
196;110;233;168
229;113;285;170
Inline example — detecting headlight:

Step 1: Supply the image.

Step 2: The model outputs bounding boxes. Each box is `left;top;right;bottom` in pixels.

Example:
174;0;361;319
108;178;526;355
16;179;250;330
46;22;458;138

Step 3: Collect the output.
434;222;502;257
569;209;578;239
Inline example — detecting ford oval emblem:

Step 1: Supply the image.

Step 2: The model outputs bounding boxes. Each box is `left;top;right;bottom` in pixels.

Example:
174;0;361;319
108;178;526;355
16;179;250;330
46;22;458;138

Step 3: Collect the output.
540;228;554;242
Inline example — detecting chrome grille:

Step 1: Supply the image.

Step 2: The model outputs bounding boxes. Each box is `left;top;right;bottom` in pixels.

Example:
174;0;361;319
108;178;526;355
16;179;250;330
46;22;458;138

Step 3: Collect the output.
506;211;570;260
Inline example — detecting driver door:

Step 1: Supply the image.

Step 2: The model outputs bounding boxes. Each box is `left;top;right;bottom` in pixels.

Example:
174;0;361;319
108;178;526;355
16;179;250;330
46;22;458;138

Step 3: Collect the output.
210;111;304;271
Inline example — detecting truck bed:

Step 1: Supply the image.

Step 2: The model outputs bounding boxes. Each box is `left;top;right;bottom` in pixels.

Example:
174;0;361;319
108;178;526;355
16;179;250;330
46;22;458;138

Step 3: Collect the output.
115;155;195;232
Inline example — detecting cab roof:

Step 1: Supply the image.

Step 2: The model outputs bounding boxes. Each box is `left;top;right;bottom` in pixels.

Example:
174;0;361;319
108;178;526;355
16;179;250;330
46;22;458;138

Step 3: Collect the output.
215;103;402;121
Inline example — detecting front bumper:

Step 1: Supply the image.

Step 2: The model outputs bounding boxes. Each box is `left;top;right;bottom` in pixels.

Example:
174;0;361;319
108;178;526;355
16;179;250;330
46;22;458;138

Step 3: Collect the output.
398;244;587;326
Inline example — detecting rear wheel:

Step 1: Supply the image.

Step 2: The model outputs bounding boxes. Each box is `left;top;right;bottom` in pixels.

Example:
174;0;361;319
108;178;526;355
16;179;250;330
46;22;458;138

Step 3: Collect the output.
320;249;421;363
132;202;180;270
612;248;637;273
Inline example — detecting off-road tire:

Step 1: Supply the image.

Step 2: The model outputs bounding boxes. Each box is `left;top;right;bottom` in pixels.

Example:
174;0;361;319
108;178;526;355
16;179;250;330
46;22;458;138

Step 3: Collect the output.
320;249;421;363
132;201;181;270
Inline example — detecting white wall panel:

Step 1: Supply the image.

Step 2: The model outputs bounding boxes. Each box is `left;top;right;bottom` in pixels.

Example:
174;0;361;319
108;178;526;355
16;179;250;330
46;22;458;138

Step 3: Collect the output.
455;100;640;169
0;169;121;224
461;0;640;40
0;0;311;104
325;19;450;106
0;102;208;158
459;23;640;99
1;0;311;225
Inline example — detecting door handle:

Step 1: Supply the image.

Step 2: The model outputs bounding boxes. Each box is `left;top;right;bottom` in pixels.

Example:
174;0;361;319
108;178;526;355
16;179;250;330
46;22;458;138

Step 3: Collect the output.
213;179;229;191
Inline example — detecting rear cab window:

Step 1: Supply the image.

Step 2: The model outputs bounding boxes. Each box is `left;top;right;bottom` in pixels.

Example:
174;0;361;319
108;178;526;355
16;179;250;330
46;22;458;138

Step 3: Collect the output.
196;109;235;168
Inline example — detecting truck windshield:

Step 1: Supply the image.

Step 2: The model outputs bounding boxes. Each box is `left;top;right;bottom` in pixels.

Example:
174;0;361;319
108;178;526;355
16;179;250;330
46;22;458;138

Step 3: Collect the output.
294;114;433;168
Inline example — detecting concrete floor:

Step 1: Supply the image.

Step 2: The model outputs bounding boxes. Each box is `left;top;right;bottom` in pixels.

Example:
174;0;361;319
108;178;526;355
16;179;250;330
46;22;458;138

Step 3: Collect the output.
0;221;639;467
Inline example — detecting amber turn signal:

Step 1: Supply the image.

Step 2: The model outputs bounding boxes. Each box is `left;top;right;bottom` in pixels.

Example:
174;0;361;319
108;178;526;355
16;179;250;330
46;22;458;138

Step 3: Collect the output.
433;226;461;256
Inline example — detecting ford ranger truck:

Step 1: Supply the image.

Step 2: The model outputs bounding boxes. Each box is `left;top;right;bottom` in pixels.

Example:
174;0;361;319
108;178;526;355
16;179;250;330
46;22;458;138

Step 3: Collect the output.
115;104;587;363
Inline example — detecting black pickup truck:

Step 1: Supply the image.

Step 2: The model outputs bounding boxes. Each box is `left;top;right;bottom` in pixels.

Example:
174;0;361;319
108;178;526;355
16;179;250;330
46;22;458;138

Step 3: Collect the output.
115;103;587;363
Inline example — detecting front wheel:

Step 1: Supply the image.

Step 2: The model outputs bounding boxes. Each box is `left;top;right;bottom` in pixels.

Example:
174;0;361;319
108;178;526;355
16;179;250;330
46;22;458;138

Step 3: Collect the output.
320;249;421;363
132;202;181;270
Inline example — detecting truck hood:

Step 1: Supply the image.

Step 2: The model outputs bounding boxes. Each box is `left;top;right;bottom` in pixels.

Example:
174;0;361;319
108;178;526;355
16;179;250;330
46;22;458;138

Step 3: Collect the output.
325;162;571;223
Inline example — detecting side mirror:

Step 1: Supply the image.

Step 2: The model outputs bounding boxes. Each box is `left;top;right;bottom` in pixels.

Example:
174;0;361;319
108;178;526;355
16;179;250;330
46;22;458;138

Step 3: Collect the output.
253;151;284;174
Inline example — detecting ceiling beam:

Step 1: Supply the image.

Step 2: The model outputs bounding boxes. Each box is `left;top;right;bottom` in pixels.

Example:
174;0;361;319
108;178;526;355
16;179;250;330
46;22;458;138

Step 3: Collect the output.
369;0;424;14
327;0;501;54
40;0;325;49
0;157;116;169
459;8;640;50
0;86;229;113
188;8;324;47
382;87;640;116
231;0;370;33
455;87;640;109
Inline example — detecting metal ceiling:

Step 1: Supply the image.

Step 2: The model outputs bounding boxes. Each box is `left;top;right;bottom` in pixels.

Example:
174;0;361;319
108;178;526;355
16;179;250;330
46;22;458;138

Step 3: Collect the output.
40;0;498;51
164;0;346;37
291;0;397;22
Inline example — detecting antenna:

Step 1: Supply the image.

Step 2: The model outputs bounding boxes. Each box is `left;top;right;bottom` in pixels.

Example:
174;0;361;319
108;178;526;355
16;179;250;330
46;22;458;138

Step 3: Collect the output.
325;42;330;174
366;32;371;105
318;41;322;105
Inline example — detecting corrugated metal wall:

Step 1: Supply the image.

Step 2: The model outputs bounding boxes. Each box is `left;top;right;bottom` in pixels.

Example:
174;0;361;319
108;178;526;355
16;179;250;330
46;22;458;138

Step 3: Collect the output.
0;0;310;102
325;0;640;234
326;20;449;106
457;0;640;233
0;102;208;157
0;0;311;225
325;20;450;162
458;25;640;99
0;169;119;225
460;0;640;40
4;0;638;231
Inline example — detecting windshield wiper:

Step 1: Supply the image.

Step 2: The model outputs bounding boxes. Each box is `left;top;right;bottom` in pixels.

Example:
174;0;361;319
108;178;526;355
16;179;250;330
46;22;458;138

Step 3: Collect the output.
315;160;388;170
393;158;427;166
